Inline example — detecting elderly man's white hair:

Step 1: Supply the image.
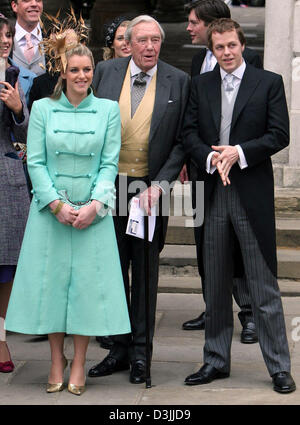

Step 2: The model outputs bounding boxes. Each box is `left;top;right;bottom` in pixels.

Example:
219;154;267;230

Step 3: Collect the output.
125;15;165;42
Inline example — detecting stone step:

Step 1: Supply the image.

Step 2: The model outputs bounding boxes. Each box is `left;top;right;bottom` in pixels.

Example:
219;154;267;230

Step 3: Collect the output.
275;188;300;216
169;183;300;215
157;275;300;296
159;244;300;279
165;215;300;248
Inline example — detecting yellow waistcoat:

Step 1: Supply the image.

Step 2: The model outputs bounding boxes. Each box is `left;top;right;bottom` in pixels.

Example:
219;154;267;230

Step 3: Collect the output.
118;65;157;177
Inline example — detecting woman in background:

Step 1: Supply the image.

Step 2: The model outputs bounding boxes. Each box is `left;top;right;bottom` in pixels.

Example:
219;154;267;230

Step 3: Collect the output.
102;16;131;61
0;12;30;373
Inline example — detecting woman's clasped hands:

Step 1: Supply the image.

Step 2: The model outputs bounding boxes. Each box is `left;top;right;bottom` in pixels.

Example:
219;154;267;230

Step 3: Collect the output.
49;199;102;230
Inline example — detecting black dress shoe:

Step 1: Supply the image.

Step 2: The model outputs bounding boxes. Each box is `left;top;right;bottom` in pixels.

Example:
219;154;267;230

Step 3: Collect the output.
240;321;258;344
88;355;129;377
185;363;229;385
130;360;146;384
182;312;205;330
95;335;114;350
272;371;296;394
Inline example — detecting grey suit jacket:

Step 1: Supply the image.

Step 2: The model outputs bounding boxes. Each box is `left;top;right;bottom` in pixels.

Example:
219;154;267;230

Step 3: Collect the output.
93;56;190;250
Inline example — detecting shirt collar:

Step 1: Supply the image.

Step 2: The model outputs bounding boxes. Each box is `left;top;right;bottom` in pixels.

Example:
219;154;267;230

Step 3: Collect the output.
15;21;42;41
130;58;157;78
220;59;246;81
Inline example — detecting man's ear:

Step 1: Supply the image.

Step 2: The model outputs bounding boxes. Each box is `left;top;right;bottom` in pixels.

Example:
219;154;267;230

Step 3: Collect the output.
11;1;17;14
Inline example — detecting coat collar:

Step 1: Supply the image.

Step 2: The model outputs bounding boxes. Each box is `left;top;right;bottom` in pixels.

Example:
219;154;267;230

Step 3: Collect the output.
58;88;94;109
149;59;172;141
231;64;261;129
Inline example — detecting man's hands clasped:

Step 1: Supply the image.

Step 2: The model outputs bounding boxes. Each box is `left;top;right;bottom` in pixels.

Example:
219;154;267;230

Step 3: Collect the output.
211;145;239;186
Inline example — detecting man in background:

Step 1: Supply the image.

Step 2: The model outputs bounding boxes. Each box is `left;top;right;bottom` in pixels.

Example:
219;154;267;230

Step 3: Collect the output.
10;0;45;76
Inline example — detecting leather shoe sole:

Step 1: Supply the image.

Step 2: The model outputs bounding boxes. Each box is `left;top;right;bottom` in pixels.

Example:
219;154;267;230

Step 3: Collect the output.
185;364;229;386
88;357;129;377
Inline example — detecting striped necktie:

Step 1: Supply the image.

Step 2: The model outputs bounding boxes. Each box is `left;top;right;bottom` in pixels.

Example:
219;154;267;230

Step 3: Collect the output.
24;33;34;63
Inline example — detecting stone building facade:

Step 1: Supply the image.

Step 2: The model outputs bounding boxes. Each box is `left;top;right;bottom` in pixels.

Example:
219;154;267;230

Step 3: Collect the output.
264;0;300;189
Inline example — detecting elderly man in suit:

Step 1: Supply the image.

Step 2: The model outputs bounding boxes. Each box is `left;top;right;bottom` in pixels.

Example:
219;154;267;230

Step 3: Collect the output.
182;0;262;345
88;15;190;384
10;0;45;76
182;18;295;393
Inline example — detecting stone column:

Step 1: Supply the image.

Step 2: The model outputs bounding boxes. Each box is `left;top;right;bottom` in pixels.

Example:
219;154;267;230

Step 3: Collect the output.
264;0;300;188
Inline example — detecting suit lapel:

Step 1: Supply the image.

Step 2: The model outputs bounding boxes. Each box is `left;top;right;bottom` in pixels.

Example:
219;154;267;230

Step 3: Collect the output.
231;65;261;130
99;58;130;101
206;66;222;133
192;49;207;76
149;60;171;141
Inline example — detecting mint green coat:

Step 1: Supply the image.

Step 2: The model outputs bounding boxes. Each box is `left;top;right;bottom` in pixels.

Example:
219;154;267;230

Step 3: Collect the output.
5;91;131;337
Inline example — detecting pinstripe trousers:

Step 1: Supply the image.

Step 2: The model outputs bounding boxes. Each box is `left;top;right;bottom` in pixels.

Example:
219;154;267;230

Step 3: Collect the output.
203;180;291;376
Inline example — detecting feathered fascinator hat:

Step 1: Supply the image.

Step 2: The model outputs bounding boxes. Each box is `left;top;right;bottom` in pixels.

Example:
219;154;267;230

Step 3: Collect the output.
39;8;89;74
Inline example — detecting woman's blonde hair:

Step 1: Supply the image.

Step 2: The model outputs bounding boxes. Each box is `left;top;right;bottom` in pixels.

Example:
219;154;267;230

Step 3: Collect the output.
51;43;94;100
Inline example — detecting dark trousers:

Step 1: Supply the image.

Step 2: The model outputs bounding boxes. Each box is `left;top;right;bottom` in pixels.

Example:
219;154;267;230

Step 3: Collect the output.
203;181;290;375
192;175;253;325
110;175;161;363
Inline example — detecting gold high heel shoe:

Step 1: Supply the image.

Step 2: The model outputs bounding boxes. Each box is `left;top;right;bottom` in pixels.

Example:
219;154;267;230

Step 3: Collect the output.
68;361;86;396
46;356;68;393
67;382;86;396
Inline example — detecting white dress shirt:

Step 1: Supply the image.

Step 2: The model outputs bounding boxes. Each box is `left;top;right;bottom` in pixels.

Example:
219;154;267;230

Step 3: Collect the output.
206;60;248;174
15;22;42;56
201;49;217;74
130;59;157;88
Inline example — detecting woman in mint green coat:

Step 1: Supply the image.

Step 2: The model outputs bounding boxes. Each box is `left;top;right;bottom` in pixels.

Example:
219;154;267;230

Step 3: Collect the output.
5;43;131;395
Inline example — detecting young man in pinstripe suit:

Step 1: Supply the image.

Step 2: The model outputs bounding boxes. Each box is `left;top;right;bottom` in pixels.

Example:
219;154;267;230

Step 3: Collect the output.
182;0;261;345
182;18;295;393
